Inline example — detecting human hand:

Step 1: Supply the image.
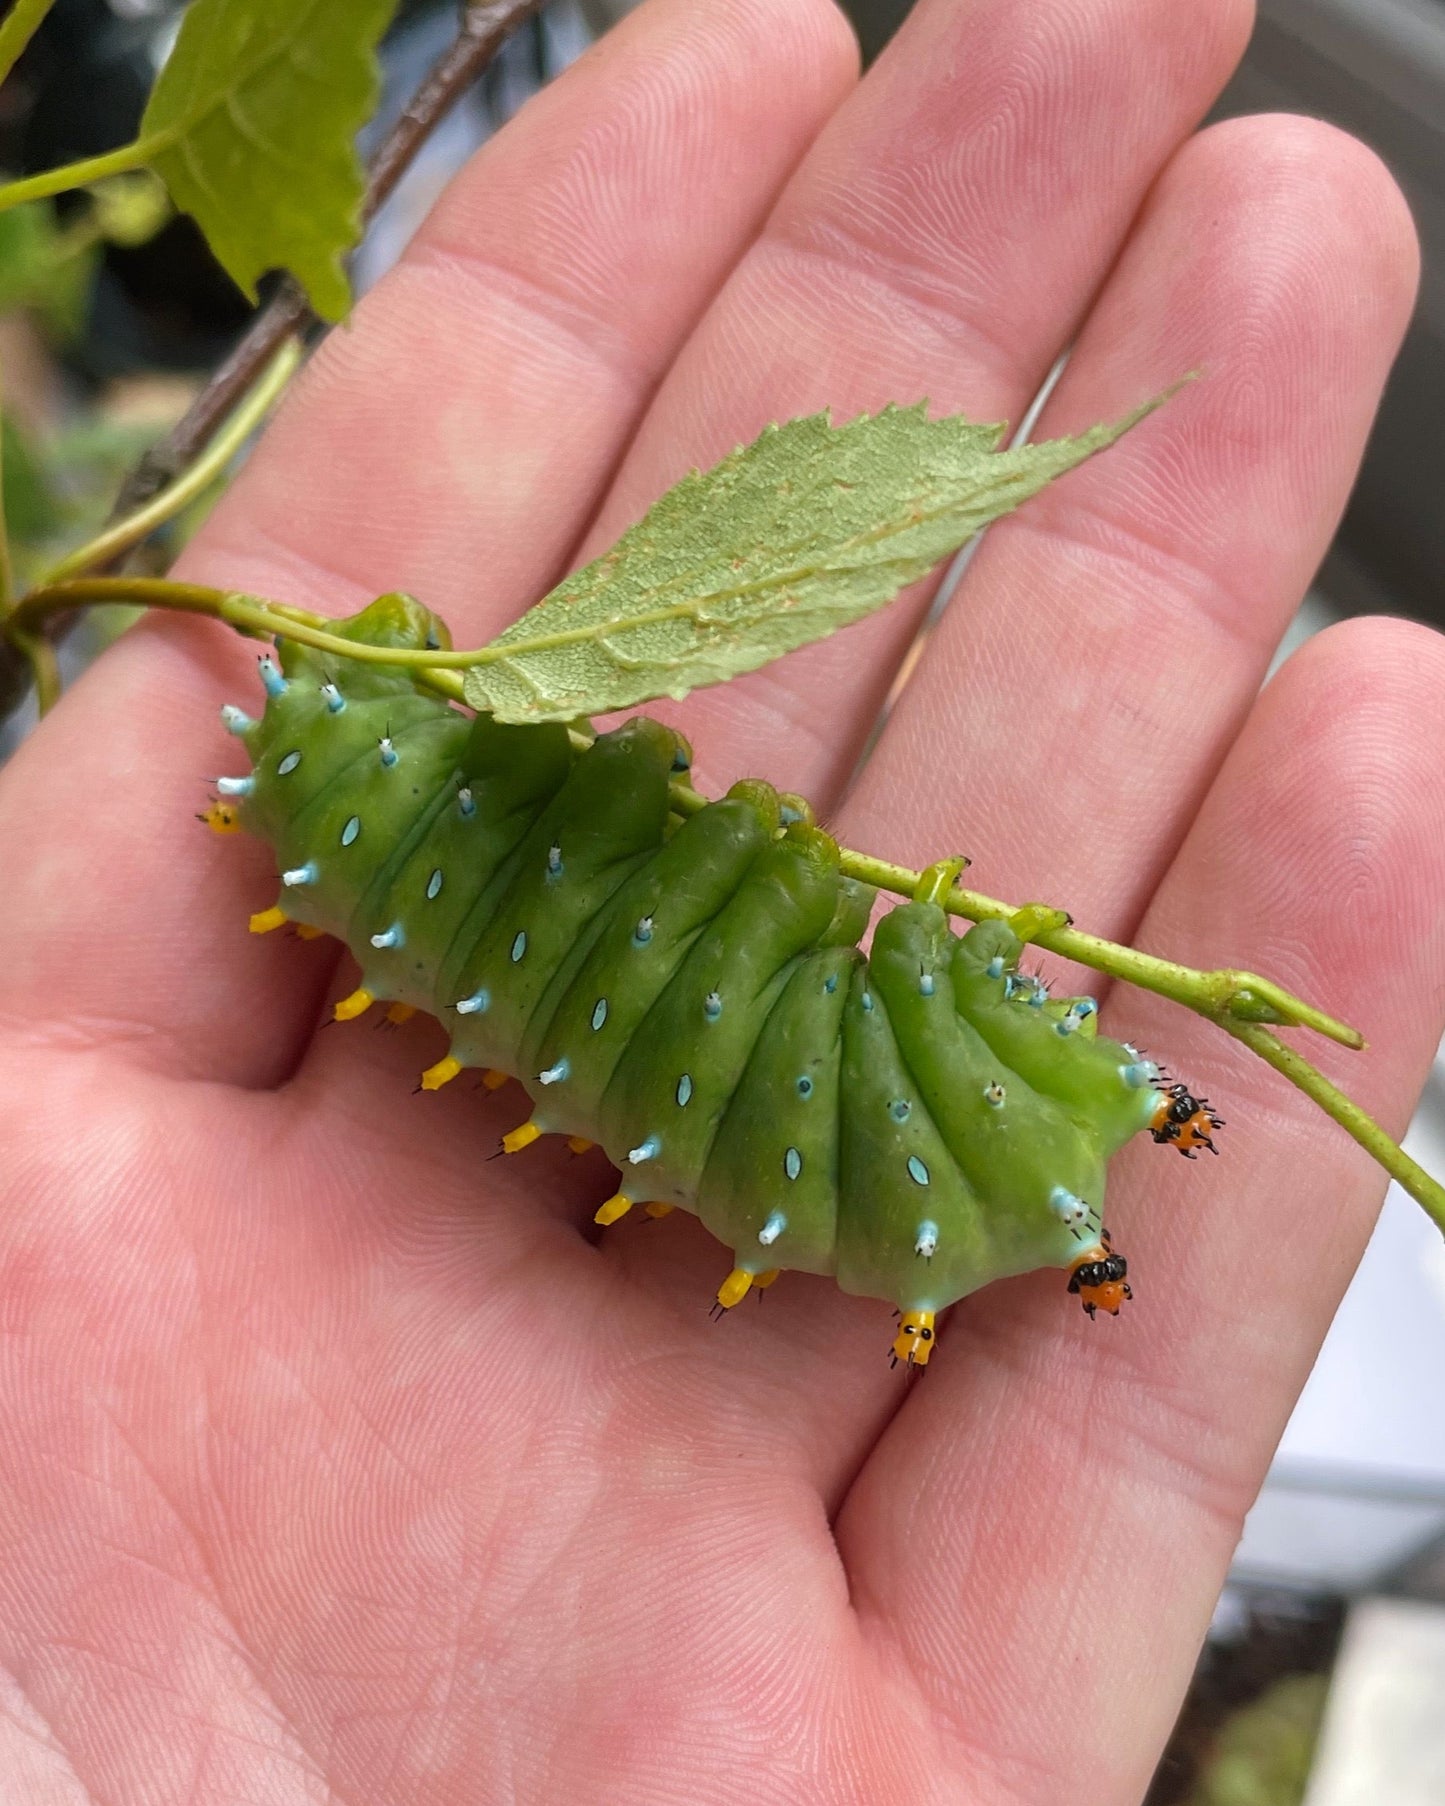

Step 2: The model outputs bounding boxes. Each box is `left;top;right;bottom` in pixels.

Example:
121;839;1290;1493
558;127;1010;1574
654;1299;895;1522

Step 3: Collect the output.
2;0;1441;1799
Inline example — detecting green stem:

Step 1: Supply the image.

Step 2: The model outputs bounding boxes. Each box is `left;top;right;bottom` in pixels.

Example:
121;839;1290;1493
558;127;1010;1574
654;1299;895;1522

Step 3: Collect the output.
0;0;57;88
3;579;1369;1038
7;627;59;712
9;574;1436;1229
0;137;163;215
1226;1020;1445;1234
42;339;303;585
814;844;1362;1048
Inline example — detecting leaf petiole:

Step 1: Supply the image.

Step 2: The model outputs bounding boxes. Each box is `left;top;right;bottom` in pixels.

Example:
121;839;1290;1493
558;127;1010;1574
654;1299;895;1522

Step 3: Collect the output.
0;138;166;216
0;0;59;89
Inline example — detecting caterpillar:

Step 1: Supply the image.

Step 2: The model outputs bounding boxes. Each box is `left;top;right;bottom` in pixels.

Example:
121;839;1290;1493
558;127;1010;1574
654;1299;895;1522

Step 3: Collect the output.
205;591;1222;1367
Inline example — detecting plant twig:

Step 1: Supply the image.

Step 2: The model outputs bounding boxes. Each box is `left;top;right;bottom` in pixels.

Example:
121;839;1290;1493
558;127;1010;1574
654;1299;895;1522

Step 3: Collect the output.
108;0;547;519
0;0;60;89
0;139;162;213
10;574;1435;1225
3;575;1374;1050
6;627;58;713
0;0;547;722
43;339;303;586
1225;1020;1445;1235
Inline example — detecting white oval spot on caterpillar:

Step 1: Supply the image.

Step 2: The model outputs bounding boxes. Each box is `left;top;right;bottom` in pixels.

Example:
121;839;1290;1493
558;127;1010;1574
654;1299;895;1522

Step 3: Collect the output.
907;1155;930;1187
340;814;361;846
510;930;527;963
628;1136;660;1165
783;1147;802;1182
914;1220;939;1258
277;750;301;776
591;997;608;1032
759;1210;787;1245
426;868;443;900
371;923;404;950
675;1073;693;1107
282;862;317;887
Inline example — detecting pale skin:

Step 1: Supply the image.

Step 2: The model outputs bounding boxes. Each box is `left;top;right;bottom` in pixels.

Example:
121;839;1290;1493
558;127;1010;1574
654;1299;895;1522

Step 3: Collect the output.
1;0;1443;1798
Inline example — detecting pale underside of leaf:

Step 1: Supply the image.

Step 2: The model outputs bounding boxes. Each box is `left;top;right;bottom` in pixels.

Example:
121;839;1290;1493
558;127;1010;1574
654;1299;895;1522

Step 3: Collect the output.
140;0;398;322
463;392;1176;725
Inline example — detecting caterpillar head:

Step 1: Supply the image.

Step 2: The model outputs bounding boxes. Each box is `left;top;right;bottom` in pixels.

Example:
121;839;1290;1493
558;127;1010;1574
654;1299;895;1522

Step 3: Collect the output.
1150;1083;1223;1157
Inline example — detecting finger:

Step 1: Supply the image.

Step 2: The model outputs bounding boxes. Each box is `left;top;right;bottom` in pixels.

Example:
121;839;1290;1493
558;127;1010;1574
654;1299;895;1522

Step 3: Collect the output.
842;114;1420;964
839;616;1445;1803
574;0;1255;801
0;0;858;1085
580;0;1257;1463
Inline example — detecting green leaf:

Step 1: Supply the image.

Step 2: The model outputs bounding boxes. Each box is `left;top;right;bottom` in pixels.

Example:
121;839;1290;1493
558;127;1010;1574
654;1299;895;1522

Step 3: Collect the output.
463;391;1178;724
139;0;398;322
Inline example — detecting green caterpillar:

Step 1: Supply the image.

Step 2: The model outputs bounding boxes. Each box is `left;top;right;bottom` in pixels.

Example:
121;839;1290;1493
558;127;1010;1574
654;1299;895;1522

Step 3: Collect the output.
207;592;1221;1366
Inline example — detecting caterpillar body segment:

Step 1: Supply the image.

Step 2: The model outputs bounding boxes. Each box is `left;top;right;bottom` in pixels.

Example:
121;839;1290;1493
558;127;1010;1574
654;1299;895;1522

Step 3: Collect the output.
218;596;1213;1365
696;945;860;1281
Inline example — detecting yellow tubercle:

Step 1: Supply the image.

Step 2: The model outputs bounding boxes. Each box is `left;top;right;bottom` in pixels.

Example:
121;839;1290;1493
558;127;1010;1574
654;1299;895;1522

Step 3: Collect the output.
421;1054;463;1092
891;1309;937;1368
754;1268;780;1289
566;1136;594;1156
643;1200;675;1219
202;801;241;835
385;1003;416;1026
594;1193;633;1227
715;1268;755;1311
334;987;375;1022
501;1120;543;1155
295;923;324;941
249;906;288;935
481;1069;510;1091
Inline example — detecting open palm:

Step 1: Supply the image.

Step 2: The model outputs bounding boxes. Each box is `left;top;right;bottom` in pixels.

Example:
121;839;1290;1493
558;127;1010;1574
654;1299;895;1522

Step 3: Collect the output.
3;0;1443;1799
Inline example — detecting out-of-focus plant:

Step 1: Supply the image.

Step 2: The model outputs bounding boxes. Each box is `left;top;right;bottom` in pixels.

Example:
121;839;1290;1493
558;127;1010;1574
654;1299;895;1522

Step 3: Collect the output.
1184;1673;1329;1806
